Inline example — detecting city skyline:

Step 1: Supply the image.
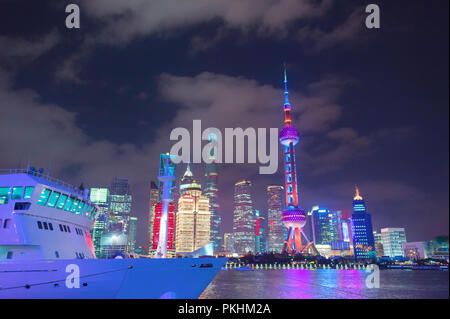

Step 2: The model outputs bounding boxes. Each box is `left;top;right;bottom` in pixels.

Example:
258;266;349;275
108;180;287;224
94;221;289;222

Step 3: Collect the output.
0;1;448;248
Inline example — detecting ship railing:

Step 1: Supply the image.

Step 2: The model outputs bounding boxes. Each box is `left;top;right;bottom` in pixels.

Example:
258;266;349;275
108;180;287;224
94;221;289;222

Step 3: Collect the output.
0;168;85;197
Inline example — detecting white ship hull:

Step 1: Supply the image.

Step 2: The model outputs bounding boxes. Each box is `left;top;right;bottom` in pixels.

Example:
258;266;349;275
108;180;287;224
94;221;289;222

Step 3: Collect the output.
0;257;226;299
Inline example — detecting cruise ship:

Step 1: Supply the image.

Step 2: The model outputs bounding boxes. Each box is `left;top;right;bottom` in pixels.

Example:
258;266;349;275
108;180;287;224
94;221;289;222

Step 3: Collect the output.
0;168;226;298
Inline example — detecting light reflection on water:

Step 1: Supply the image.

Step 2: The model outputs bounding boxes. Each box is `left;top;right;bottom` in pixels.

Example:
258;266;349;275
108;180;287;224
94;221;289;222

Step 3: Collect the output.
199;269;449;299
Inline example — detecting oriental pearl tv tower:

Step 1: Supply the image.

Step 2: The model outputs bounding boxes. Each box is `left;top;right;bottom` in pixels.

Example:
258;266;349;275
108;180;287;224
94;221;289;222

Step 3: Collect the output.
279;65;318;255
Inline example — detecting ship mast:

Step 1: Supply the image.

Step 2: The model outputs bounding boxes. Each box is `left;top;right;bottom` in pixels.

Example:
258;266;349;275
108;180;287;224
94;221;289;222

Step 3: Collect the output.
155;154;175;258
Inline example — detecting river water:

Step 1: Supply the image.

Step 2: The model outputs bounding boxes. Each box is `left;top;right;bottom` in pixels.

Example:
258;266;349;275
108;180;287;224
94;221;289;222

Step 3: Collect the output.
200;269;449;299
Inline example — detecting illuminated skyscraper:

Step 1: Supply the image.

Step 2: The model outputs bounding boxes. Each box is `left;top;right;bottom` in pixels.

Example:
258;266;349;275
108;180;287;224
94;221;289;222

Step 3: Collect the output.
373;231;384;257
380;227;407;258
204;132;222;252
147;181;160;255
351;187;376;259
90;187;110;258
180;164;195;196
311;207;333;245
311;207;351;254
224;233;234;252
103;177;132;255
254;209;266;254
339;211;352;245
267;185;285;252
175;182;211;254
127;216;138;252
279;65;317;255
109;177;132;229
232;180;255;255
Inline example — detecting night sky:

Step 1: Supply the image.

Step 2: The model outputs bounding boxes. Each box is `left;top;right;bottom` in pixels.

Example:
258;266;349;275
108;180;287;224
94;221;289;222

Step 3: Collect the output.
0;0;448;247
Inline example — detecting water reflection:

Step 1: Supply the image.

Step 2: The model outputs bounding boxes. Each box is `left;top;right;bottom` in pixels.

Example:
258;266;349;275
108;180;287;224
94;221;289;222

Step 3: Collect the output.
200;269;448;299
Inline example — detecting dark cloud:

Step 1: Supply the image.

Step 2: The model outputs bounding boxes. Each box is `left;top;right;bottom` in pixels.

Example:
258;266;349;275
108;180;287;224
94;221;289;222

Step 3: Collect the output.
81;0;334;44
296;7;364;52
0;30;59;67
56;0;361;83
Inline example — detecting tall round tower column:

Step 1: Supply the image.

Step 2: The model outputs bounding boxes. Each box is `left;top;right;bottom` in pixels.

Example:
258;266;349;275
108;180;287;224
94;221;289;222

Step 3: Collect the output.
279;65;317;255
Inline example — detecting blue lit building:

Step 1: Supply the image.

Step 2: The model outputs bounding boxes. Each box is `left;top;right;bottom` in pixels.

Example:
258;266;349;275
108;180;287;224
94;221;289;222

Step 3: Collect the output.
311;207;350;251
311;207;339;245
351;187;376;260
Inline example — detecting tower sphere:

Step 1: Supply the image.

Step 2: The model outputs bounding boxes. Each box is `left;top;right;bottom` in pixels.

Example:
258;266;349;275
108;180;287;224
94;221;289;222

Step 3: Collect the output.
282;206;306;229
279;126;299;146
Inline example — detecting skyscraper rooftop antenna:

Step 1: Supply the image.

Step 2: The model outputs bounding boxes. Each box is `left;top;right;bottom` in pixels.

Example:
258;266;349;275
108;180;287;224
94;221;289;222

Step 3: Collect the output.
354;185;363;200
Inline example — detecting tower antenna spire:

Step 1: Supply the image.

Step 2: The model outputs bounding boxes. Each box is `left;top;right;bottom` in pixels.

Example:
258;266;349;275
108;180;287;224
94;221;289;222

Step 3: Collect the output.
283;62;290;107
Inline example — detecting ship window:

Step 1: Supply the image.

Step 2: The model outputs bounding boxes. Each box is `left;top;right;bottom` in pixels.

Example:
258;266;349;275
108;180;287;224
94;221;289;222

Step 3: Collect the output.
47;192;61;208
3;219;11;229
67;226;71;233
24;186;34;199
287;174;292;183
14;202;31;210
0;187;10;204
55;251;60;258
286;164;291;172
76;201;85;215
64;196;74;211
56;194;68;210
63;225;67;232
43;222;48;230
70;199;80;213
37;189;52;206
49;223;54;231
6;251;13;259
11;187;23;200
37;221;43;229
59;224;63;232
82;203;90;216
